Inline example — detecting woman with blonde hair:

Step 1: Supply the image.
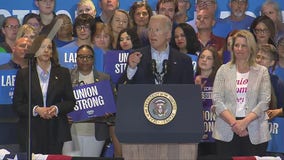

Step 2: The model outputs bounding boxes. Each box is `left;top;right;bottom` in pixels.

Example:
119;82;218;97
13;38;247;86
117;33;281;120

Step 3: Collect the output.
77;0;97;18
213;30;271;156
16;24;37;42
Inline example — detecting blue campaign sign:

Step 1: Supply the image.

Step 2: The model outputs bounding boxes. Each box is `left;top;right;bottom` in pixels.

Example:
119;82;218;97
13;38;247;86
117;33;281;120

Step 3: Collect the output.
104;50;129;84
267;117;284;153
68;80;116;122
57;46;77;69
57;46;104;71
0;69;17;104
0;53;12;65
187;54;198;75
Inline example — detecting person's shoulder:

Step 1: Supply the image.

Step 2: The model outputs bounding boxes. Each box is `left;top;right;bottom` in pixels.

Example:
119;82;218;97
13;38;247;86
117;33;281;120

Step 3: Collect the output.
212;34;225;41
97;71;111;80
252;63;268;72
218;63;232;72
53;65;70;73
170;47;192;61
0;62;11;70
131;45;151;55
170;47;187;56
60;41;77;49
245;15;255;21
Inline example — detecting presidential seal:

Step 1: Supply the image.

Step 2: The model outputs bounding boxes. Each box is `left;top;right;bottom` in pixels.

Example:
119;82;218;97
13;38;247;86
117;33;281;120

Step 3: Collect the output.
144;92;177;125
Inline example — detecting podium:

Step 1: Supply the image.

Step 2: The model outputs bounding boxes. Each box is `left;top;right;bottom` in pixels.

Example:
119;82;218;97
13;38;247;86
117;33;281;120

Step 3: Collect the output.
116;84;203;160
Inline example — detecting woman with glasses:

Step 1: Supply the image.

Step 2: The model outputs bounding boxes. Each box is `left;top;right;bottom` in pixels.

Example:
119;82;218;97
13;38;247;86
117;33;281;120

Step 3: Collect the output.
129;1;153;45
250;15;276;46
68;45;114;157
0;16;20;53
261;0;284;43
23;13;43;35
61;13;105;72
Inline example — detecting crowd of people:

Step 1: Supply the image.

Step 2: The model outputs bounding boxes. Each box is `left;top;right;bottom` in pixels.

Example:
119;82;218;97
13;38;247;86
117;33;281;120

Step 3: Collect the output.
0;0;284;159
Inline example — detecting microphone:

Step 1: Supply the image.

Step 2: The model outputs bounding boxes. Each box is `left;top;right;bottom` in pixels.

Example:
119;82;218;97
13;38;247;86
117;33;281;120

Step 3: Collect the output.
151;59;157;75
24;53;35;59
162;59;168;74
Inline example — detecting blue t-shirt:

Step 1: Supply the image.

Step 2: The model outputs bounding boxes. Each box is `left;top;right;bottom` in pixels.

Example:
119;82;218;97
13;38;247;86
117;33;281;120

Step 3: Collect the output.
213;15;255;38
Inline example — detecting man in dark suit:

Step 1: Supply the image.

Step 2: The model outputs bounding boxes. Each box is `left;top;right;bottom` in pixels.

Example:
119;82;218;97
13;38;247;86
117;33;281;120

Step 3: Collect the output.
120;14;194;84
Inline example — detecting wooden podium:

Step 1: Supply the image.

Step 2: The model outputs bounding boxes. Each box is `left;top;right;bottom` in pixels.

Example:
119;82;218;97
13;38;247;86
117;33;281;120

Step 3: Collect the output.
121;143;198;160
116;84;203;160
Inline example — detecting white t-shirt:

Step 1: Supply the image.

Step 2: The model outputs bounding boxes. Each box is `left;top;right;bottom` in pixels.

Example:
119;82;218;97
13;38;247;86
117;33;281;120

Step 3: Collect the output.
235;71;249;117
73;70;95;136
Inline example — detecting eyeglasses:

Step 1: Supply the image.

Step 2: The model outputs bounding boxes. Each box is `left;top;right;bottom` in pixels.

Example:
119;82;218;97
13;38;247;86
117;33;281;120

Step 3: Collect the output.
28;23;41;29
254;28;269;35
75;25;90;31
4;25;20;30
77;55;94;61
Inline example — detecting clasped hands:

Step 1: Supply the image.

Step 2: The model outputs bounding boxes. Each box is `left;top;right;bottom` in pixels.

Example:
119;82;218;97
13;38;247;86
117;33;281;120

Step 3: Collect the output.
231;119;249;137
36;106;57;119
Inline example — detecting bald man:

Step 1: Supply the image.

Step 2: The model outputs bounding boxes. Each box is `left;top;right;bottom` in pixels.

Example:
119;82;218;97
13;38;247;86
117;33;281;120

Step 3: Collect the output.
0;37;32;70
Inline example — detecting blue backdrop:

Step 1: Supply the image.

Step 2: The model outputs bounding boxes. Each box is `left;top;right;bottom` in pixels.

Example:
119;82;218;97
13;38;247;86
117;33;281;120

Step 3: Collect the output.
0;0;283;23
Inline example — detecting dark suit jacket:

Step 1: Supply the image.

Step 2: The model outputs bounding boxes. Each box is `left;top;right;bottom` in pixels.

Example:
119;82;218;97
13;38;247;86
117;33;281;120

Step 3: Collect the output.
12;64;75;153
120;46;194;84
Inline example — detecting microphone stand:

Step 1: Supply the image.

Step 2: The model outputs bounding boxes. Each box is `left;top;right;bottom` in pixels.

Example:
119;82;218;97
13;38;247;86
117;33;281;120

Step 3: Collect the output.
24;53;34;160
152;59;168;85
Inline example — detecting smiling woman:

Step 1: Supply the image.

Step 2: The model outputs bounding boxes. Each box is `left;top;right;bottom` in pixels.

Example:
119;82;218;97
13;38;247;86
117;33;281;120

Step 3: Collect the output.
212;30;271;157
